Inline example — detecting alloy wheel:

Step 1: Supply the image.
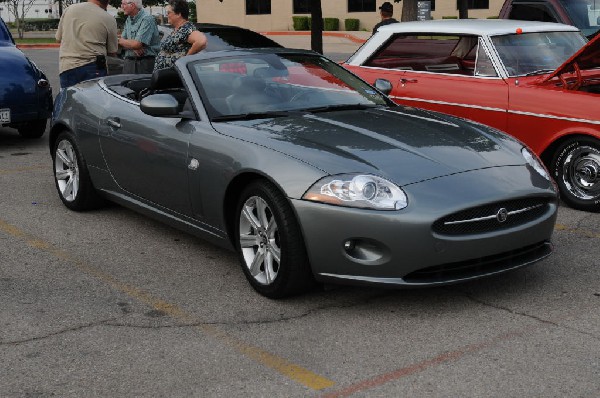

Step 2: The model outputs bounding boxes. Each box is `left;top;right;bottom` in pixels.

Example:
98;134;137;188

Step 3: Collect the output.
54;139;80;202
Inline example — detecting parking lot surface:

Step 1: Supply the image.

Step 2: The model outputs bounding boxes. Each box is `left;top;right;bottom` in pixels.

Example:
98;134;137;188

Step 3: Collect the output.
0;45;598;397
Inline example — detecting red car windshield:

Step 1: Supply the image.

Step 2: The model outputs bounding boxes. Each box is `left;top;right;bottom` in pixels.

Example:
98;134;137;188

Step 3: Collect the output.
491;31;587;76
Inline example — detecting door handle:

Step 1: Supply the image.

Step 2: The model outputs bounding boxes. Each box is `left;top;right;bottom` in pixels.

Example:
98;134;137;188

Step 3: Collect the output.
400;78;418;87
107;118;121;129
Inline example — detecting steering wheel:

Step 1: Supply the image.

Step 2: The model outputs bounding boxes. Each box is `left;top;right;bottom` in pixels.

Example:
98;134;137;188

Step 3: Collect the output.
559;62;582;91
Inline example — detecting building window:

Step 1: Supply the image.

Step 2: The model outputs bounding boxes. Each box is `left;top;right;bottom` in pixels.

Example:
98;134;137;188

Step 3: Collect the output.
246;0;271;15
293;0;311;14
419;0;436;12
456;0;489;10
348;0;376;13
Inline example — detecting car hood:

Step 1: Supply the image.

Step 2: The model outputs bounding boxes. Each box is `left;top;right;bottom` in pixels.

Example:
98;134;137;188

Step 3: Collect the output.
212;106;526;186
544;33;600;82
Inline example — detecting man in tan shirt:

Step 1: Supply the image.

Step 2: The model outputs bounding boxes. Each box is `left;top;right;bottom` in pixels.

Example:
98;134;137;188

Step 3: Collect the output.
56;0;118;88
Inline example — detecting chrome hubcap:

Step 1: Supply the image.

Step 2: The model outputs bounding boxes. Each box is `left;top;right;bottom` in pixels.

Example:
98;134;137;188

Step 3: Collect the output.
562;146;600;200
54;140;79;202
239;196;280;286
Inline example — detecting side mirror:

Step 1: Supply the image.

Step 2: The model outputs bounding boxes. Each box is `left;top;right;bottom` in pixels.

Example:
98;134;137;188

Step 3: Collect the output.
374;78;393;95
140;93;180;117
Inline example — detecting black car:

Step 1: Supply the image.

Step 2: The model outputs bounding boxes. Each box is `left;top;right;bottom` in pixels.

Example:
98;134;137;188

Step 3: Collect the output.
108;23;282;75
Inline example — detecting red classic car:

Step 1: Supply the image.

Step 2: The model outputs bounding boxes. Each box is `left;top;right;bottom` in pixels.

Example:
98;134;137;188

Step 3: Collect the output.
344;19;600;212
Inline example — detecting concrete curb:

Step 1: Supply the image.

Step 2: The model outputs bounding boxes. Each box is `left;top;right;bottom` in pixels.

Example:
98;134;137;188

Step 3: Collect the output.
16;43;60;49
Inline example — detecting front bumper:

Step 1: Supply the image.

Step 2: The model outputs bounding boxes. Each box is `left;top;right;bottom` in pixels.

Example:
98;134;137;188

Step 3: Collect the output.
292;166;558;287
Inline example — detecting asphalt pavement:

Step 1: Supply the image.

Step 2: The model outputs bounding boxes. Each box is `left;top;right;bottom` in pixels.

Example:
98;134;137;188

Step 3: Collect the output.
0;38;598;397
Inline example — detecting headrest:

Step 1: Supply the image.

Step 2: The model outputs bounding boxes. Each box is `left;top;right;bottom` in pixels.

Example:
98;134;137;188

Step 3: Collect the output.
253;67;288;78
231;76;266;94
150;68;183;90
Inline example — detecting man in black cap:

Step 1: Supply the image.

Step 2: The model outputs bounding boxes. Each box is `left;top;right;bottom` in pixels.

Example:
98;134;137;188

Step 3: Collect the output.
372;2;398;35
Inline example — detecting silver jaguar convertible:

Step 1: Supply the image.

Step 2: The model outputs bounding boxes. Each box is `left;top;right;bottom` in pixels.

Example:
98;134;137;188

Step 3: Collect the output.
50;48;558;298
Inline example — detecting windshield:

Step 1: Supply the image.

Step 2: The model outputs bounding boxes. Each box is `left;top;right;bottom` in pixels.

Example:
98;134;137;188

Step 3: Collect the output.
559;0;600;38
188;52;391;120
491;31;587;76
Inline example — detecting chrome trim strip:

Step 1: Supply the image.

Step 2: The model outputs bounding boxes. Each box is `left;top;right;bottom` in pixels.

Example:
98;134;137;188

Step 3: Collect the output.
390;96;506;113
444;204;545;225
509;110;600;126
98;80;139;105
353;65;502;80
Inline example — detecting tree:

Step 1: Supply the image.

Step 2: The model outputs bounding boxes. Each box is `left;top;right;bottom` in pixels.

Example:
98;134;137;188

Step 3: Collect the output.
309;0;322;54
458;0;469;19
0;0;37;38
397;0;418;22
108;0;166;11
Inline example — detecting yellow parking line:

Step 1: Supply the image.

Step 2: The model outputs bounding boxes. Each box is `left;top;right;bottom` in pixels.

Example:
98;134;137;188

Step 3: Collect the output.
554;223;600;239
0;219;335;391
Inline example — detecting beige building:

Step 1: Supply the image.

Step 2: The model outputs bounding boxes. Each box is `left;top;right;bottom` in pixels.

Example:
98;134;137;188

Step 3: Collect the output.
196;0;505;32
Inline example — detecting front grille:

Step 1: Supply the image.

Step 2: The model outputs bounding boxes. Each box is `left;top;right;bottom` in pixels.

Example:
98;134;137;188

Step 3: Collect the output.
403;241;552;284
432;198;552;236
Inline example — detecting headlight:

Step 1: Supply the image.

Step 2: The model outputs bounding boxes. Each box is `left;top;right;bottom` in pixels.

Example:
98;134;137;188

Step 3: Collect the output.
521;147;550;181
303;174;408;210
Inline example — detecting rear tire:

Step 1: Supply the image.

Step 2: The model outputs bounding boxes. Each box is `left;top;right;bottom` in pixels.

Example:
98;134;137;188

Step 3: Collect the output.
551;136;600;212
234;180;315;298
18;119;47;139
52;131;105;211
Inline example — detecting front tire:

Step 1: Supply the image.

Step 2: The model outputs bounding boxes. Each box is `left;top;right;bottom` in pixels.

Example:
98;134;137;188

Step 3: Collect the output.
551;136;600;212
234;180;314;298
52;131;104;211
18;119;47;139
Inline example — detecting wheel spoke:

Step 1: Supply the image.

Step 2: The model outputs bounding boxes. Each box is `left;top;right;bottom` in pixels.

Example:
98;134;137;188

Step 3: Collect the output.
72;172;79;198
242;204;261;231
249;249;265;276
56;149;71;167
269;244;281;264
266;216;277;237
256;198;269;228
55;169;70;181
64;178;74;198
264;252;275;284
239;232;258;248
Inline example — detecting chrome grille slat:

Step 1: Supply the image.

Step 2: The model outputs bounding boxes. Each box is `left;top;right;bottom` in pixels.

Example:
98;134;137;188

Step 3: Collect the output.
444;203;545;226
433;198;551;235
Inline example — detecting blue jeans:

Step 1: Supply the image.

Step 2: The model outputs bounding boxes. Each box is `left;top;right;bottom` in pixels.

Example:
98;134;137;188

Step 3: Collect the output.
59;62;106;88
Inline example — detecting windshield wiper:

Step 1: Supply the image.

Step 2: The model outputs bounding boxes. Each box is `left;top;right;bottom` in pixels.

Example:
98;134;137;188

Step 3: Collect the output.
524;69;555;77
304;104;378;113
211;110;291;122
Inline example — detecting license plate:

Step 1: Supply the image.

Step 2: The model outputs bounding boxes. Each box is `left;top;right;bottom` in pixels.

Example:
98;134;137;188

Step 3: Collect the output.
0;108;10;124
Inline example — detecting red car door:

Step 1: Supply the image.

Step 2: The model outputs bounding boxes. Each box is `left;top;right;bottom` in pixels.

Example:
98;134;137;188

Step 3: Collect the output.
390;71;510;133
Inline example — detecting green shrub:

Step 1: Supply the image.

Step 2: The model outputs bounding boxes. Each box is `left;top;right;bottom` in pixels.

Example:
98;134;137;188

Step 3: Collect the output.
292;16;310;31
345;18;360;31
442;15;458;19
487;15;499;19
324;18;339;31
22;18;60;31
